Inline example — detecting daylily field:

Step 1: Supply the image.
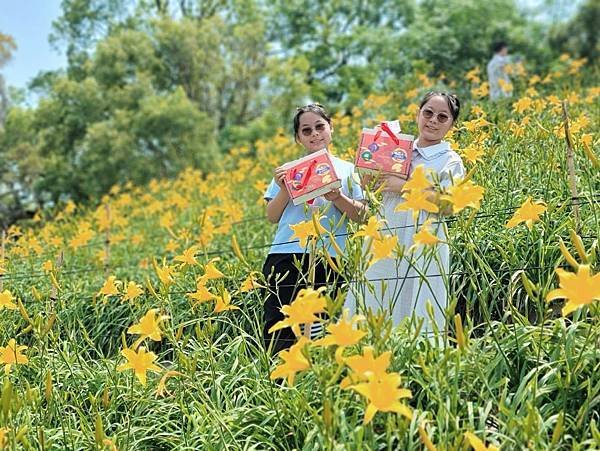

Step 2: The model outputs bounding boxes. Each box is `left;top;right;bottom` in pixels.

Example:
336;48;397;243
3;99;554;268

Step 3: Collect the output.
0;59;598;450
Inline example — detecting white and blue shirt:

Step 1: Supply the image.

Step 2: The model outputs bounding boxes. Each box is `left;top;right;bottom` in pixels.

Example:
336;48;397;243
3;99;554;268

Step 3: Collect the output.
411;140;465;190
264;155;364;256
487;54;512;101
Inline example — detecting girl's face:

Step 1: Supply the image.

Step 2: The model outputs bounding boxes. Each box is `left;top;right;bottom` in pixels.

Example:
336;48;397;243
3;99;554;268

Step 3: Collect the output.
296;112;333;153
416;96;454;147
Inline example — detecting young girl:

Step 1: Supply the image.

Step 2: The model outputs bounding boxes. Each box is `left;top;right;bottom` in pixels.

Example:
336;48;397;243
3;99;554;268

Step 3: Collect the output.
347;92;465;333
263;103;367;354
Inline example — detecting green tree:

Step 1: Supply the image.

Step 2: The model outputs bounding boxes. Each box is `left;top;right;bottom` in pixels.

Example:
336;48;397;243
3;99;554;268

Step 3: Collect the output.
267;0;416;105
399;0;551;83
548;0;599;62
0;32;17;125
1;0;280;218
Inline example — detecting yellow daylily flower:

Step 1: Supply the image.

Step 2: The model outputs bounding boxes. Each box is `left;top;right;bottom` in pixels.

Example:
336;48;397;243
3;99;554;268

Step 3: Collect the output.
546;265;600;316
0;427;8;448
268;287;327;337
122;281;144;302
69;227;95;250
403;165;433;192
395;190;439;221
154;260;177;287
340;347;392;389
440;180;484;214
465;66;481;83
505;197;547;229
173;246;199;266
410;220;441;251
187;278;216;304
353;216;384;241
0;339;28;374
351;372;413;425
165;239;179;253
289;217;326;248
461;146;485;165
117;347;161;386
464;432;499;451
203;259;225;280
497;78;512;93
270;336;311;385
0;290;17;310
213;289;239;313
312;309;366;362
240;272;264;292
98;276;121;296
513;97;533;114
369;235;399;266
470;105;486;117
42;260;54;273
127;309;169;346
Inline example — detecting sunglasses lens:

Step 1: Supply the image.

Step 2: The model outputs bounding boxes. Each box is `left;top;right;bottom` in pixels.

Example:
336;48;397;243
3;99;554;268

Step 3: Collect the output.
300;123;326;137
422;109;434;119
438;114;449;123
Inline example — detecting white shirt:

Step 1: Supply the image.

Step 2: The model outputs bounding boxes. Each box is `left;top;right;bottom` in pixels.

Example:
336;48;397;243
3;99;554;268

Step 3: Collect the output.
487;54;512;101
412;140;465;190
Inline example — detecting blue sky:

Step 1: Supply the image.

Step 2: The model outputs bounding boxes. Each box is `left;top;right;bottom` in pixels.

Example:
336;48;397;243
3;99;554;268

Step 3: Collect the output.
0;0;66;90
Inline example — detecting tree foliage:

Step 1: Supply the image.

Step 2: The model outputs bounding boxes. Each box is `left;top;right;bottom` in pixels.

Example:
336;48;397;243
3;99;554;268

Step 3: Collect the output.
548;0;599;62
0;32;17;125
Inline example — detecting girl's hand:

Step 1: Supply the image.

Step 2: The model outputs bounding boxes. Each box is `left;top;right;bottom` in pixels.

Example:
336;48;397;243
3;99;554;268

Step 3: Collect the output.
324;188;343;202
273;166;287;189
380;174;407;193
360;173;373;189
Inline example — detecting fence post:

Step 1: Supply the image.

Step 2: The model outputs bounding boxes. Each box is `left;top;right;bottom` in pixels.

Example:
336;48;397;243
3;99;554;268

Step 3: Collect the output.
49;250;64;302
0;229;5;291
104;203;111;277
561;100;580;232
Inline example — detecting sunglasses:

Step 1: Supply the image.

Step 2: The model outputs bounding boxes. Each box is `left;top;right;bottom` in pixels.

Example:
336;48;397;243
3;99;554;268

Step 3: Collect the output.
300;122;327;136
421;108;451;124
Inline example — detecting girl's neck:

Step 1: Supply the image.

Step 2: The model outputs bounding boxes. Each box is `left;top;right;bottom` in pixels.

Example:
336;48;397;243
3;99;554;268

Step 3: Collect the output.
416;137;442;148
304;146;328;155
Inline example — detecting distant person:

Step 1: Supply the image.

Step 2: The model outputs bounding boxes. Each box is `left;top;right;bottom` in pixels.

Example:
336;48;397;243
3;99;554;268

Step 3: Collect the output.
487;41;513;101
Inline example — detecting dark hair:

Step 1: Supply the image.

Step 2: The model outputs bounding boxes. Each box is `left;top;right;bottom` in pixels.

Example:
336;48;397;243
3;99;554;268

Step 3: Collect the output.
492;40;508;54
293;103;332;140
418;92;461;122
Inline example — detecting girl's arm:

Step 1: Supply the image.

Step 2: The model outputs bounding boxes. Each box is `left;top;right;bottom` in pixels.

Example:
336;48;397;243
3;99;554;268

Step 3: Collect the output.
324;189;368;223
266;189;290;223
266;167;289;224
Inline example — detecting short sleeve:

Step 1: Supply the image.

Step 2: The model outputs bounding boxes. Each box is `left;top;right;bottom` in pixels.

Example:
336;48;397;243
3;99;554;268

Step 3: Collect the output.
264;178;280;201
439;159;466;191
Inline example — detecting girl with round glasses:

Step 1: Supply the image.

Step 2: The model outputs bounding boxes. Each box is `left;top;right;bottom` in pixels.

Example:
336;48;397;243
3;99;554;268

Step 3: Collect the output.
262;103;367;354
347;92;465;337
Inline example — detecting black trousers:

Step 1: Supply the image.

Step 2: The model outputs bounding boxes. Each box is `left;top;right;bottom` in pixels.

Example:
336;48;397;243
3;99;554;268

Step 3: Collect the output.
262;253;342;354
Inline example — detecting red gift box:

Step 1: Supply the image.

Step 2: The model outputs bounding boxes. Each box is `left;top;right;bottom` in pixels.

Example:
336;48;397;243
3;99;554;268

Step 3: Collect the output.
280;149;342;206
355;121;414;178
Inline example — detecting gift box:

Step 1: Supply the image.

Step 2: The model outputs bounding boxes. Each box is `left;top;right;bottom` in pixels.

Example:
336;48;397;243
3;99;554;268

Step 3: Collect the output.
281;149;342;206
355;121;414;178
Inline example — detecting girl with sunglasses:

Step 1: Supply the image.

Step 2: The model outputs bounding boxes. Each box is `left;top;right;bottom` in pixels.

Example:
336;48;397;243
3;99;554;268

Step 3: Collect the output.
347;92;464;336
262;103;367;354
